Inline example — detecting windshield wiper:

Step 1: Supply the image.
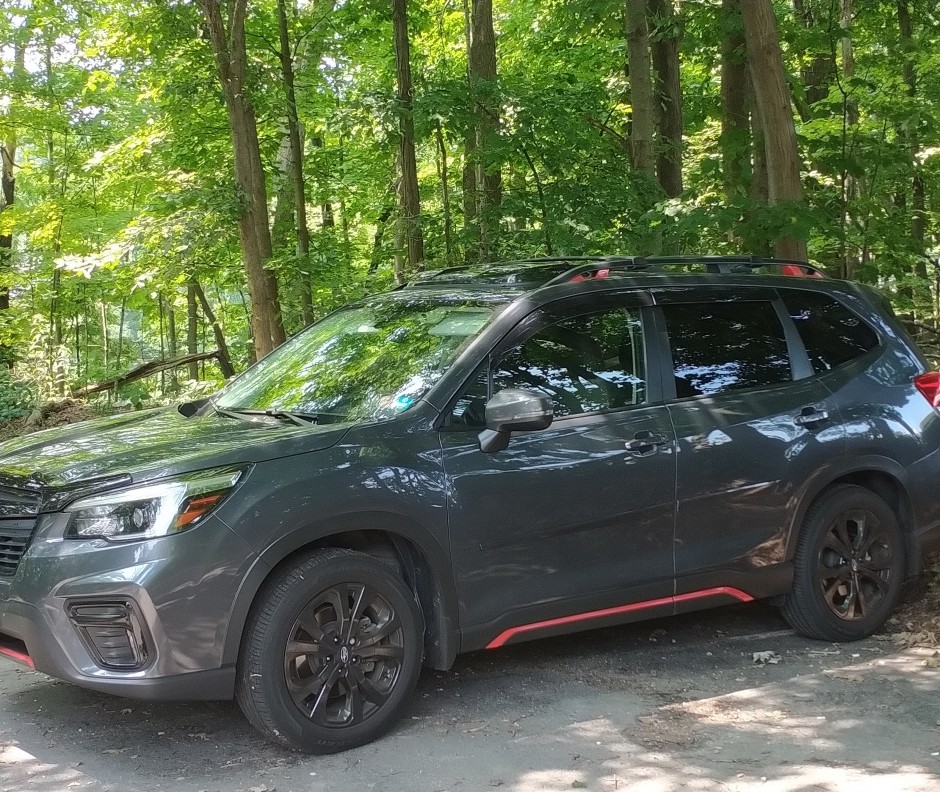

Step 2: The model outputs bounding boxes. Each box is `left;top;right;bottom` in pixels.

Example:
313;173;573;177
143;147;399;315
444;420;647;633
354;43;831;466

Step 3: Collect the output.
214;407;318;426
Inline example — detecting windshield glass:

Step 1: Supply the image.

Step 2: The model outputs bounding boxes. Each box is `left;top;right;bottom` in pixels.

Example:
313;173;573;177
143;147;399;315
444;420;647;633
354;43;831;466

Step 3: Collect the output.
213;291;505;422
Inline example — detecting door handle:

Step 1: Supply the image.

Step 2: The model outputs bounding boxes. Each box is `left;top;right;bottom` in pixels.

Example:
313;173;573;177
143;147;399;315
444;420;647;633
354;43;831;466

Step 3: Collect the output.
625;431;668;456
794;406;830;427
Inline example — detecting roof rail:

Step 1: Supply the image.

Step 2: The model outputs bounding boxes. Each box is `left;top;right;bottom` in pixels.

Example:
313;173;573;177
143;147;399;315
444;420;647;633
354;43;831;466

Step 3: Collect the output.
543;255;826;286
409;256;640;286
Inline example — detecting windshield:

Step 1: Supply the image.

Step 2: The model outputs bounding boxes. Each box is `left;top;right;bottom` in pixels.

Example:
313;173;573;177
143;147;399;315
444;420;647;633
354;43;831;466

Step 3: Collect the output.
213;292;504;423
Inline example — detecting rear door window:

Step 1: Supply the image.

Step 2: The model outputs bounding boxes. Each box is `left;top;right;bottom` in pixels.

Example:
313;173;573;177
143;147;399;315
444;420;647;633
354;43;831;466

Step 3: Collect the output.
781;290;879;374
661;301;792;398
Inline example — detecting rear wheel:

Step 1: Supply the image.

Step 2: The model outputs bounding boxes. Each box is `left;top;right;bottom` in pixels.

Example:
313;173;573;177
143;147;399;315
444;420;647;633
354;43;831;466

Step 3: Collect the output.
782;485;905;641
236;548;424;753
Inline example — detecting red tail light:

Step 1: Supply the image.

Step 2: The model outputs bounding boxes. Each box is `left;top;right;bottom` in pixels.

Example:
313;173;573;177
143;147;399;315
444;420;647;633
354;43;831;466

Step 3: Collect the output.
914;372;940;407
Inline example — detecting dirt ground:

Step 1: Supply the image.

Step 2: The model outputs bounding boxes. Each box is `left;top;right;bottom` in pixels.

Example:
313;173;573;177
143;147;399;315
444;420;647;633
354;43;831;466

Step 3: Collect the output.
1;594;939;792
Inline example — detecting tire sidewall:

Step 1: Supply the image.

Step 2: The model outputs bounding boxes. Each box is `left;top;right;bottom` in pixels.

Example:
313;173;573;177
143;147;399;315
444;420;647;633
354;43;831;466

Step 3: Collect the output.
799;487;905;639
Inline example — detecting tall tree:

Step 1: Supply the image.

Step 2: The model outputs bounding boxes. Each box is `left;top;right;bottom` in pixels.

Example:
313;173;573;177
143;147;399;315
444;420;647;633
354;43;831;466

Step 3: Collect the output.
650;0;683;196
0;31;25;318
741;0;808;260
391;0;424;273
197;0;286;357
897;0;929;312
838;0;860;279
625;0;656;179
793;0;836;109
276;0;314;326
720;0;749;197
467;0;501;260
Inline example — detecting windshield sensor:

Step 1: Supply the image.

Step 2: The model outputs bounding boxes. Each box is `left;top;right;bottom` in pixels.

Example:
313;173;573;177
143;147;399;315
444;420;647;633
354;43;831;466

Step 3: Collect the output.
215;407;318;427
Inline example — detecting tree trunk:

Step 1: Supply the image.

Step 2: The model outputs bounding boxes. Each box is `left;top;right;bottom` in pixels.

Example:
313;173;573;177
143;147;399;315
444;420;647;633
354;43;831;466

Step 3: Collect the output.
649;0;683;196
897;0;929;312
271;134;295;253
100;301;109;370
187;282;199;380
793;0;836;107
193;282;236;378
311;134;336;231
435;121;455;264
838;0;859;279
391;0;425;271
277;0;314;327
0;31;26;366
198;0;286;357
625;0;656;179
741;0;807;261
167;300;178;391
720;0;749;198
466;0;501;261
470;0;501;210
116;298;126;369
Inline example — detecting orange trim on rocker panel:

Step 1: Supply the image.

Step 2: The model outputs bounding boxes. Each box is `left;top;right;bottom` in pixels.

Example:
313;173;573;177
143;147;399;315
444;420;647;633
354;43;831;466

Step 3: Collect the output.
0;645;34;669
485;586;754;649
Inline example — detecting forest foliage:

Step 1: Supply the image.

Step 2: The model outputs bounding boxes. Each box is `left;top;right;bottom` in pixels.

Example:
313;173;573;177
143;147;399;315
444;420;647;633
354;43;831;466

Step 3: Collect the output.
0;0;938;417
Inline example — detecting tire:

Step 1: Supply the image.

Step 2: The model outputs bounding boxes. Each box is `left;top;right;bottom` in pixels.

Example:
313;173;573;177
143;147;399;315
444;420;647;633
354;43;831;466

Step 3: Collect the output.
782;484;906;642
236;548;424;753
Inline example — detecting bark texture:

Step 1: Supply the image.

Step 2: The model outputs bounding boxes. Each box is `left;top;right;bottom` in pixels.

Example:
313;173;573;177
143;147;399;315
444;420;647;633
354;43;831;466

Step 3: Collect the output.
198;0;286;357
625;0;656;179
0;30;25;364
742;0;808;260
720;0;749;197
650;0;683;196
391;0;425;270
276;0;314;326
461;0;502;261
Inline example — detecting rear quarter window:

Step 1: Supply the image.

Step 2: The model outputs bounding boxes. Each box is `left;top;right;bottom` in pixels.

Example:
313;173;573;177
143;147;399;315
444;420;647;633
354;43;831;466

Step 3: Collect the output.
781;290;879;374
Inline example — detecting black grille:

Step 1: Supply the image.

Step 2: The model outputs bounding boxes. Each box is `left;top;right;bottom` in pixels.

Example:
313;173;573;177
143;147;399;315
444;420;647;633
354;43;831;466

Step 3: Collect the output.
0;520;36;577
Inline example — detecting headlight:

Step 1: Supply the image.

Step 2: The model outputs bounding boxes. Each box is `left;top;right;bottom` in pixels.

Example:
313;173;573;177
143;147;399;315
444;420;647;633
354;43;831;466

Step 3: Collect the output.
64;467;244;542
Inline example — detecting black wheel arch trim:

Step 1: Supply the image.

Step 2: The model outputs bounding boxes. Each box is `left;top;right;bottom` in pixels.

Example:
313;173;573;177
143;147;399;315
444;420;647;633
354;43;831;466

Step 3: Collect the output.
222;511;459;673
786;455;922;575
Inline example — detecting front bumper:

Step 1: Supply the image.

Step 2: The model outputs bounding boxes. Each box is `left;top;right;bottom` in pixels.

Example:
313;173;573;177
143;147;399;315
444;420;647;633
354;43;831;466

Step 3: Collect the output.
0;512;258;700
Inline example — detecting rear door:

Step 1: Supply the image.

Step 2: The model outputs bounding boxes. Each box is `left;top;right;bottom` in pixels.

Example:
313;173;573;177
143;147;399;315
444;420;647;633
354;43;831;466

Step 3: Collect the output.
655;286;845;596
440;291;678;645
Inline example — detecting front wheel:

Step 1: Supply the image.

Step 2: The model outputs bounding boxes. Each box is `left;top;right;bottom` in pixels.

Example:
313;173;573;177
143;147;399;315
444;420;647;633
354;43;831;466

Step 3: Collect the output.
236;548;424;753
782;485;906;642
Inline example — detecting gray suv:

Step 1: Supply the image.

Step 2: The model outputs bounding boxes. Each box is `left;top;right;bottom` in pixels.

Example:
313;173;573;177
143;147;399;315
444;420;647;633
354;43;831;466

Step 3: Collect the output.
1;255;939;753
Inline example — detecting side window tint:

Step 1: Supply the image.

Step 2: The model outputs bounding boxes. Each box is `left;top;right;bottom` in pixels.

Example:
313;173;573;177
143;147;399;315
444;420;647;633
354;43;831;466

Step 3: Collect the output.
782;290;879;374
662;301;791;397
492;308;646;417
450;366;489;427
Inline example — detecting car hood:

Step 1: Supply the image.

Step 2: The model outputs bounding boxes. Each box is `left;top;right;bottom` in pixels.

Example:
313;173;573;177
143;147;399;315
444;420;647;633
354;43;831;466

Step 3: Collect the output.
0;407;351;489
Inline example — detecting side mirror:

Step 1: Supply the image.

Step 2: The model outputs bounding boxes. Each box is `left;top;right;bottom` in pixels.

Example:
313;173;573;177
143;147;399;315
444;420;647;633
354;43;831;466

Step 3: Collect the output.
178;397;210;418
478;388;553;453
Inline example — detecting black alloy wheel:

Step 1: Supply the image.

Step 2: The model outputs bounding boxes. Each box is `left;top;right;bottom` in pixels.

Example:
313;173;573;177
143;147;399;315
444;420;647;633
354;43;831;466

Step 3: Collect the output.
782;484;906;642
817;508;895;622
237;548;424;753
284;583;404;727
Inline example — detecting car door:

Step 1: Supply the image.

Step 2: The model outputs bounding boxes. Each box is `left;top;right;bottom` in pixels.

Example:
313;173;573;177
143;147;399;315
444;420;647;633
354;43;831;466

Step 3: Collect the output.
439;291;678;648
655;286;845;599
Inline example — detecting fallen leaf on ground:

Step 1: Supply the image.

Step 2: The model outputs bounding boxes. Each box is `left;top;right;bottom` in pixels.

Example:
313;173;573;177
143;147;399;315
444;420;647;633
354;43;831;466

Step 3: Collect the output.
752;651;781;664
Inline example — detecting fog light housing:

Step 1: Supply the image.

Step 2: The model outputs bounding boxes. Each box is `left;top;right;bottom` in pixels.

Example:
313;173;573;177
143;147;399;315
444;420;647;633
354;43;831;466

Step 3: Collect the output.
67;600;149;670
